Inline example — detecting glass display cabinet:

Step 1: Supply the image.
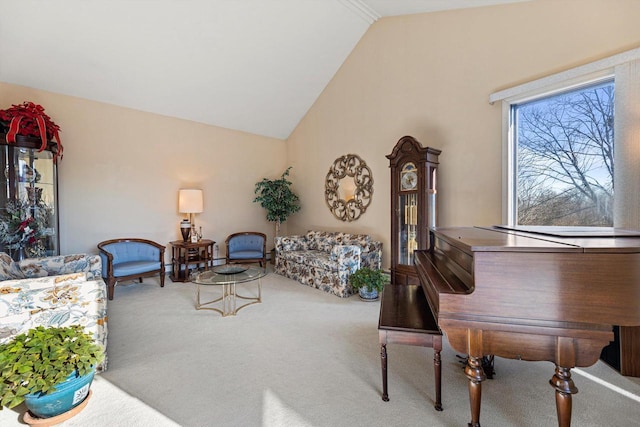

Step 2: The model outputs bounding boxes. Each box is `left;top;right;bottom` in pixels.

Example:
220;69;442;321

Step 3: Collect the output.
0;134;59;259
387;136;440;285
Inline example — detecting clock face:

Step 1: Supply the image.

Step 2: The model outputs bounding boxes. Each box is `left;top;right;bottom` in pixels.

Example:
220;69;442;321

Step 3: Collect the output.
401;171;417;190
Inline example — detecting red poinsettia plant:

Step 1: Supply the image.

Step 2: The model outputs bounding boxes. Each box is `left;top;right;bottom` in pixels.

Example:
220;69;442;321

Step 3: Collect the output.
0;101;63;162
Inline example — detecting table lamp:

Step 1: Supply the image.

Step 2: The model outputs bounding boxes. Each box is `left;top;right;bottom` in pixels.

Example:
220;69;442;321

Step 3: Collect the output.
178;189;203;241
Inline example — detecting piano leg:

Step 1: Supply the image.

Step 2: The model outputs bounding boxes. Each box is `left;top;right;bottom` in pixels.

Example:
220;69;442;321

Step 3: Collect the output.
550;365;578;427
434;339;443;411
381;343;389;402
464;355;486;427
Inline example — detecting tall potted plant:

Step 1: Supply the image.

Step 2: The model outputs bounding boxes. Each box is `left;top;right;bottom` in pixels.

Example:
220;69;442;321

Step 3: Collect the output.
253;166;301;237
0;325;104;420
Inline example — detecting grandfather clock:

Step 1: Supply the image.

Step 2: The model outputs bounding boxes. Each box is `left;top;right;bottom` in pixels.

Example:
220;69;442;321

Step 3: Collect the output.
387;136;440;285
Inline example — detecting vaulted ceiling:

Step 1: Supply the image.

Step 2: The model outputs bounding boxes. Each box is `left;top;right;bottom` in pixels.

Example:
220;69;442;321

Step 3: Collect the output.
0;0;528;139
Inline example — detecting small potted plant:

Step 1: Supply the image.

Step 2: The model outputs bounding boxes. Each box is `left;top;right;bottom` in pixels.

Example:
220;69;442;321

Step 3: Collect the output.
349;267;386;301
0;325;104;420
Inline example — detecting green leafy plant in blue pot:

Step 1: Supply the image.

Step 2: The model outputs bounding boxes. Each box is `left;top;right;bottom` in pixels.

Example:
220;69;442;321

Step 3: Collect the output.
349;267;386;301
0;325;104;418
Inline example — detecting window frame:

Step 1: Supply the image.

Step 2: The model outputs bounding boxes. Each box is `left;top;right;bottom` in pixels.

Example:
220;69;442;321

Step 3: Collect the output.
490;47;640;227
509;76;615;226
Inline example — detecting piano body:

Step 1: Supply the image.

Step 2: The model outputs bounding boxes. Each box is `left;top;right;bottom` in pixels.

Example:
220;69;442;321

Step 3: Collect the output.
414;226;640;427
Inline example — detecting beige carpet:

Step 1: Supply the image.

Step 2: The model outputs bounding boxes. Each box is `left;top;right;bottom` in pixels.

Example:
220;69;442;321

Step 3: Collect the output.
4;270;640;426
0;375;179;426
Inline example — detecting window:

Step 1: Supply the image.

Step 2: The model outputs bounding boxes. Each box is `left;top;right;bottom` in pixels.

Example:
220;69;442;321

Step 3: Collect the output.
490;47;640;229
512;80;614;226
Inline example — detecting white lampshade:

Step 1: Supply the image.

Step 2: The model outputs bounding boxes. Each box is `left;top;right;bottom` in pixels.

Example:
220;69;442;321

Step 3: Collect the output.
178;189;204;213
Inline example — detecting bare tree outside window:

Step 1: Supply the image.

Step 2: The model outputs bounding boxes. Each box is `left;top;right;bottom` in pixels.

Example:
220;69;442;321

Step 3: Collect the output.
514;80;614;226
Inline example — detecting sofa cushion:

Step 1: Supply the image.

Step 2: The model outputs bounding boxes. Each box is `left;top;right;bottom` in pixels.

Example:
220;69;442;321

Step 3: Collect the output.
278;235;308;252
40;254;100;278
339;232;371;247
113;261;161;277
305;231;319;250
304;231;372;253
10;254;101;281
228;235;264;252
307;230;341;252
279;250;338;271
0;273;88;317
0;252;13;280
228;250;263;260
279;250;312;265
0;252;25;280
17;261;50;279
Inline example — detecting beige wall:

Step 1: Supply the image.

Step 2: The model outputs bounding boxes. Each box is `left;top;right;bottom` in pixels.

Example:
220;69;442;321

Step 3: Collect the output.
0;83;287;259
286;0;640;269
3;0;640;270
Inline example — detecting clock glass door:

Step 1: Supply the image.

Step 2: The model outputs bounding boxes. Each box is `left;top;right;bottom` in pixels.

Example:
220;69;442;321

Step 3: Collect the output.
399;192;418;265
399;162;418;265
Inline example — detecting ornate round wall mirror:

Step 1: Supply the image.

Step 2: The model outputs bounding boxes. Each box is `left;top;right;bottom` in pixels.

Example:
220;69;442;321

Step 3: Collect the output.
325;154;373;222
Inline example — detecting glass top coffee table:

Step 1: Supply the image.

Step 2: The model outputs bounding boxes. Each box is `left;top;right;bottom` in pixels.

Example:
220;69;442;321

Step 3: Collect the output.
193;264;266;316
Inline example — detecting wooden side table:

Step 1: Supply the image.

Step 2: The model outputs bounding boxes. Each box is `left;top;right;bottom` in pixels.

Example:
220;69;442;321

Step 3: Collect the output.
169;239;215;282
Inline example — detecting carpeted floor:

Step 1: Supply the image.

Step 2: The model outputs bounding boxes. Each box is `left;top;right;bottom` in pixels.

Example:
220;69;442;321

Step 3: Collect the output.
100;270;640;427
4;270;640;426
0;374;179;426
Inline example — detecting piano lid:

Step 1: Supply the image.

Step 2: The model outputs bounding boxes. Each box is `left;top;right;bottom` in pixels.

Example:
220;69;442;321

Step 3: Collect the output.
426;227;640;325
492;225;640;238
431;226;640;253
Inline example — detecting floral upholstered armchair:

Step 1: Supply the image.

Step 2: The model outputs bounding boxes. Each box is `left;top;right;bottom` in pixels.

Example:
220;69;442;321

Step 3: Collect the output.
274;230;382;297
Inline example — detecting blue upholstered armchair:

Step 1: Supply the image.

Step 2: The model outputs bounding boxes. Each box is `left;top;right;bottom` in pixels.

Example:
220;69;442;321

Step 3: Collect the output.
97;238;166;300
225;232;267;268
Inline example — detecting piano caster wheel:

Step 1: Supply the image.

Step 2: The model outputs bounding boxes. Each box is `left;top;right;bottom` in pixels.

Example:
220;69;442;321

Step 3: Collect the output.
382;394;389;402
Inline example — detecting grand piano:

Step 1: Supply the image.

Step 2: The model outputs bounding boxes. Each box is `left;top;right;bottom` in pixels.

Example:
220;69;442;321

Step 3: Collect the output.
414;226;640;427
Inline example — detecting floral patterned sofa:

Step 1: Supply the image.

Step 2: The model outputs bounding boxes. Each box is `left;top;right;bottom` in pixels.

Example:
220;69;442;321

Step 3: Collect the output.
274;230;382;297
0;252;108;371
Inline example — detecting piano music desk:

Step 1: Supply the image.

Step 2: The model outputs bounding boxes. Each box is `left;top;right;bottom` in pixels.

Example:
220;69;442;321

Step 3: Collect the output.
378;284;443;411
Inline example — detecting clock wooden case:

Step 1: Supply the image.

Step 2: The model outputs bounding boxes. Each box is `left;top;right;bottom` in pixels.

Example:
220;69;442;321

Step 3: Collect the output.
387;136;440;285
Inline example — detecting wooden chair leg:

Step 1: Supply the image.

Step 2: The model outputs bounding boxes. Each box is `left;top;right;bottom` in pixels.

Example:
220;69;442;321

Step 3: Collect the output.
160;271;165;288
107;278;116;300
381;343;389;402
